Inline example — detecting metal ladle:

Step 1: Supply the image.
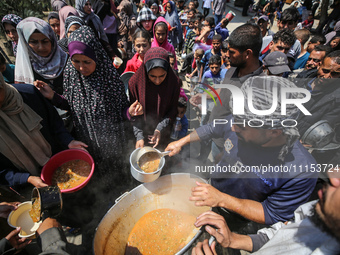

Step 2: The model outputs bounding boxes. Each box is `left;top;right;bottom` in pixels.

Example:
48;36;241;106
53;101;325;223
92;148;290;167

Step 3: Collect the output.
136;146;170;171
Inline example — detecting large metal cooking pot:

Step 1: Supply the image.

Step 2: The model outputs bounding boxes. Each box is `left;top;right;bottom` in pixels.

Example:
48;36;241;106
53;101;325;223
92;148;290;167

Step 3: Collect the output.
93;173;210;255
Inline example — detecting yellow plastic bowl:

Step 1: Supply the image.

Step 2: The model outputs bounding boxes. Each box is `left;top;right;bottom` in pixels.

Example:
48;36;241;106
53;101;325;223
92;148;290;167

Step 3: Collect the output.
7;201;41;239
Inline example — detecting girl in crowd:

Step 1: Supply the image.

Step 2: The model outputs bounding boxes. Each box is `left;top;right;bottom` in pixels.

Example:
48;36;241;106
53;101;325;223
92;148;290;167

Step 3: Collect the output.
152;17;178;70
48;12;61;40
1;14;22;57
15;17;67;95
36;26;142;180
164;1;183;50
75;0;116;59
137;6;157;38
58;16;85;53
59;5;79;39
124;30;151;73
148;0;162;18
129;47;181;149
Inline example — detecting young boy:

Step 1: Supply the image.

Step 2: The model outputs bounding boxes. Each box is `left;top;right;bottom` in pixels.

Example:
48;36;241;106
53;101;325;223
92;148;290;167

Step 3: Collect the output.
199;34;222;81
187;48;204;78
0;53;15;84
221;41;230;69
306;34;326;53
293;29;310;70
177;97;189;139
182;19;200;55
168;52;177;75
215;17;230;41
201;54;228;86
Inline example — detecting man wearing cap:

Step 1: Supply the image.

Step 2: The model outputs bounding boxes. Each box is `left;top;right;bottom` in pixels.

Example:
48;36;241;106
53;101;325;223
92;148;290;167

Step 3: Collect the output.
166;76;318;228
257;15;274;37
263;51;291;76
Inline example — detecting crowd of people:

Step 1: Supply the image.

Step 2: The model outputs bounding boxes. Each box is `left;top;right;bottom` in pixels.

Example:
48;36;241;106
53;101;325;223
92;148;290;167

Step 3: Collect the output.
1;0;340;254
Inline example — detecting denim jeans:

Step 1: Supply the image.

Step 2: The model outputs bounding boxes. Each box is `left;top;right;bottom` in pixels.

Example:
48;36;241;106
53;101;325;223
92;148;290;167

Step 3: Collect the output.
214;14;222;25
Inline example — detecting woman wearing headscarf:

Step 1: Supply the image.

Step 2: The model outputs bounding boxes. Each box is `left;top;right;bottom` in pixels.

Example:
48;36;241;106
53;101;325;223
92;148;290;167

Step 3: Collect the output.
15;17;67;95
59;5;79;39
0;73;86;188
1;14;23;57
148;0;162;17
48;12;61;40
117;0;137;59
164;0;183;50
129;47;181;149
75;0;116;59
51;0;68;11
63;25;142;180
58;16;85;53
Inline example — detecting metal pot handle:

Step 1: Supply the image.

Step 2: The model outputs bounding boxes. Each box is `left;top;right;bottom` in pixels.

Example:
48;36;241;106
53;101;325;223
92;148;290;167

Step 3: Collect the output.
115;191;129;204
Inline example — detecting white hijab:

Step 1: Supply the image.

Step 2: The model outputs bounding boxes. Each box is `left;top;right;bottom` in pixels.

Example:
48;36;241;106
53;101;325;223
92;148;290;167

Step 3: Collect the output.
15;17;67;84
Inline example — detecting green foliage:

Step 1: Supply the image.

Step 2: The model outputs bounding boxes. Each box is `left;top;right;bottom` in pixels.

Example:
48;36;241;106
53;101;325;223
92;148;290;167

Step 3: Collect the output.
0;0;51;20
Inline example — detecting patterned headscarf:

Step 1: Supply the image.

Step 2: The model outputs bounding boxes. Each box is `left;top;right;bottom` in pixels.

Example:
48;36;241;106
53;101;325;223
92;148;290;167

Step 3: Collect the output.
64;26;129;160
0;73;51;175
15;17;68;84
231;76;302;161
137;6;157;23
1;14;23;56
58;16;85;52
75;0;109;43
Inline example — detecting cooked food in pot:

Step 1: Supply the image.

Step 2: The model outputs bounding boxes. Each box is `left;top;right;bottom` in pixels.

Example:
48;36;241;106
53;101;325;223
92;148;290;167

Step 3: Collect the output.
138;152;161;173
125;208;198;255
29;197;41;223
52;159;91;190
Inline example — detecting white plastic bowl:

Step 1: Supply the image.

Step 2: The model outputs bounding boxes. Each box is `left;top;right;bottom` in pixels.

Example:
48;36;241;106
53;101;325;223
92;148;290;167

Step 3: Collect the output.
7;201;41;239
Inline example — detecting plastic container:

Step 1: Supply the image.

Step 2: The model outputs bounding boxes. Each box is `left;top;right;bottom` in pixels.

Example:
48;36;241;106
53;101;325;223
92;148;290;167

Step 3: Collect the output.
113;57;123;69
170;117;182;140
7;201;41;239
41;149;94;193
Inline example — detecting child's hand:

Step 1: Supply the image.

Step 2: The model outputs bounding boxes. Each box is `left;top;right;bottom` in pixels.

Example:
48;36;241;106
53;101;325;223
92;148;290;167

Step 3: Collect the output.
186;73;192;78
175;123;182;131
129;100;143;116
149;130;161;148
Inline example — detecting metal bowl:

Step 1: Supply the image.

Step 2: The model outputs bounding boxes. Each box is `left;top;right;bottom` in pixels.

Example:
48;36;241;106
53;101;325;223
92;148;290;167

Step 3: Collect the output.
93;173;211;255
301;120;340;150
129;148;165;182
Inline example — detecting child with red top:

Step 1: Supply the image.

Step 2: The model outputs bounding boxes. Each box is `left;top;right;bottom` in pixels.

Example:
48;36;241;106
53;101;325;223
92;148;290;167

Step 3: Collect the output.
124;30;151;73
151;16;178;70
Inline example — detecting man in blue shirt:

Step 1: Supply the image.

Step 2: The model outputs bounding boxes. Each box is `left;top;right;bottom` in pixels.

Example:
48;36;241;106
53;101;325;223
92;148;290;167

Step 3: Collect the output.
166;76;318;226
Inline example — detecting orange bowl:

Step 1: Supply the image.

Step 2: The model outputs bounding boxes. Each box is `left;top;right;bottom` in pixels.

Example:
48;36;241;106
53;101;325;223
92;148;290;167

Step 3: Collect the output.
41;149;94;193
